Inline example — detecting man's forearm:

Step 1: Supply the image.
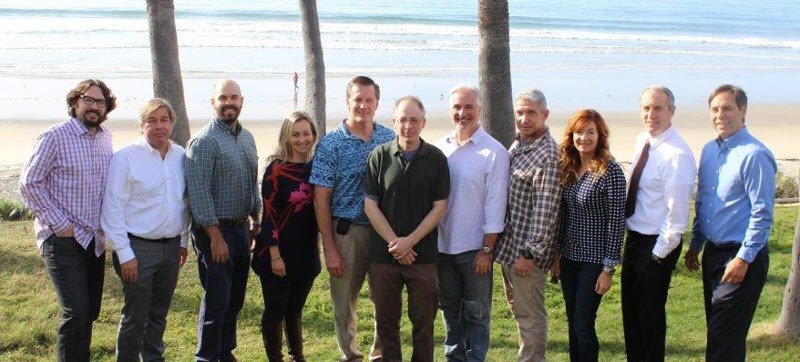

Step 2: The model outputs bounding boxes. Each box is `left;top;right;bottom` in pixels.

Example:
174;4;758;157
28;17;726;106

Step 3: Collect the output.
483;233;498;248
407;200;447;244
364;198;398;243
313;189;336;253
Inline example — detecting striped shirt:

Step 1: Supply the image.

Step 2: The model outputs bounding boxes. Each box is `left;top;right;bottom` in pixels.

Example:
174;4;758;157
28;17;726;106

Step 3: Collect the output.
558;160;626;267
435;125;510;254
185;119;260;227
19;118;113;257
495;129;562;271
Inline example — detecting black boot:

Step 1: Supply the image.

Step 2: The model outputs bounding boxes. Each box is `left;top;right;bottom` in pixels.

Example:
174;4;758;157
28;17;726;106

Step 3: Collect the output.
262;321;284;362
285;316;306;362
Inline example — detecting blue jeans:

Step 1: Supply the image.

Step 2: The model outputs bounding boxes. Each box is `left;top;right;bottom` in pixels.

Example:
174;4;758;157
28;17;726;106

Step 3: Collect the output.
559;257;603;362
40;235;105;362
193;224;251;362
438;250;492;362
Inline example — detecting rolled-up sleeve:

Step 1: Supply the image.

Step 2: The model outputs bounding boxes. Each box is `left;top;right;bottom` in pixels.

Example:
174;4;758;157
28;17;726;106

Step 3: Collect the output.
482;149;510;234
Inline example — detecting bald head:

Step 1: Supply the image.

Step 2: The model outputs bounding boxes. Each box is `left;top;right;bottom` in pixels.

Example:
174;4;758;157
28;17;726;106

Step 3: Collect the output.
211;79;243;124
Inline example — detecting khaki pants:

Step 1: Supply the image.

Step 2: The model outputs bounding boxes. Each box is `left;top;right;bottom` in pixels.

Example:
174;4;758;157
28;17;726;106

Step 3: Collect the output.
502;263;548;362
330;223;381;362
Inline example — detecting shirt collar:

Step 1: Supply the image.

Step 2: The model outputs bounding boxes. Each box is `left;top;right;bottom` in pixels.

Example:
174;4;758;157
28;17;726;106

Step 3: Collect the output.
68;117;106;136
716;126;750;147
513;126;551;152
213;118;241;135
391;137;429;157
338;118;385;140
446;124;486;146
646;125;676;149
137;136;172;156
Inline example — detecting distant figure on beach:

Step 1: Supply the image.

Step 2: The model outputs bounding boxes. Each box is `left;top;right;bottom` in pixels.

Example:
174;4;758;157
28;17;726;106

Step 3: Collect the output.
552;109;625;362
495;88;561;362
19;79;116;361
310;76;395;361
294;72;299;91
364;96;450;361
185;79;261;362
685;84;776;362
435;85;510;361
621;86;695;362
252;111;321;362
101;98;190;361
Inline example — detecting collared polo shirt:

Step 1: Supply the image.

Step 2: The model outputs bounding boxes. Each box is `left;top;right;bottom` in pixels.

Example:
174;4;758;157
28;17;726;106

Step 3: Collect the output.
690;127;776;263
185;118;260;227
310;120;396;225
364;138;450;264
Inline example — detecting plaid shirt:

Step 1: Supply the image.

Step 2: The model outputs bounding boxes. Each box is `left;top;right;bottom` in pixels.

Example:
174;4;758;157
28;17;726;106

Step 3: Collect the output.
185;119;260;227
19;118;113;257
495;129;562;271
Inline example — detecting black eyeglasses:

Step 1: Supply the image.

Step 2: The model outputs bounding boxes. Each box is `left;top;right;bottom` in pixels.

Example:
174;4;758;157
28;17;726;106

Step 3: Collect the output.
80;95;107;108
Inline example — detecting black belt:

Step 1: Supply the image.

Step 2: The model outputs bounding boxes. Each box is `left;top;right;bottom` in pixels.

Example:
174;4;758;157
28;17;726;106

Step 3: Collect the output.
707;241;741;250
128;233;180;243
218;218;249;228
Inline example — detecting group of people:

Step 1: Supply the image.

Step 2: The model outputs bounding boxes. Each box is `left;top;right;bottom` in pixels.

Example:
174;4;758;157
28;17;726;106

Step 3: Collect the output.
19;75;775;362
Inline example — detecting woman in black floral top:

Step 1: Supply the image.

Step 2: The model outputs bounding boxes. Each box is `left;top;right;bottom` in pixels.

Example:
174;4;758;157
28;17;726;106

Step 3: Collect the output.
552;109;625;362
252;111;320;362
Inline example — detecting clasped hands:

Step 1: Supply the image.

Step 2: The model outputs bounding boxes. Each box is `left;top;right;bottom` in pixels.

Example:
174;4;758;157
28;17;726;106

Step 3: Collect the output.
388;237;417;265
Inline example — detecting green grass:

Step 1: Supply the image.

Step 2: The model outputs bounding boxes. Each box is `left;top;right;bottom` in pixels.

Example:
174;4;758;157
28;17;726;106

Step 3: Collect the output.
0;198;33;221
1;206;798;361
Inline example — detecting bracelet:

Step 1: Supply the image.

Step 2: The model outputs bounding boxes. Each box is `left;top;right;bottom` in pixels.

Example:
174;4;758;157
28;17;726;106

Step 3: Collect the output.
271;256;282;261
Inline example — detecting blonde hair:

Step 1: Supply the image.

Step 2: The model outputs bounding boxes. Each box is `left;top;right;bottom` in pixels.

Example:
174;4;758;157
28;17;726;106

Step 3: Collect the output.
138;98;177;127
559;109;614;186
268;110;319;163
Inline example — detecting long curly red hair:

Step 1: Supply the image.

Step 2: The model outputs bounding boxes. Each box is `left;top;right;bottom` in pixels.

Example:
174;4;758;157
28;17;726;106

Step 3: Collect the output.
559;109;614;186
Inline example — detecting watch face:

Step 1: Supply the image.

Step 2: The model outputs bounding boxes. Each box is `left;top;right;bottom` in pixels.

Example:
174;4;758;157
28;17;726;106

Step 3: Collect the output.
483;246;492;253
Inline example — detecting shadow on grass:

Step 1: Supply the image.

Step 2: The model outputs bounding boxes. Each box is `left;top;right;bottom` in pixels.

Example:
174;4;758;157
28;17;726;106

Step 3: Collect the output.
0;248;44;275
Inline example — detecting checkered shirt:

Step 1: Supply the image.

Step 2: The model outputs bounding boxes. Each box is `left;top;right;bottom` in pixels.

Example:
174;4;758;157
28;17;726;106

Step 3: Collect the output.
495;130;562;271
19;118;113;256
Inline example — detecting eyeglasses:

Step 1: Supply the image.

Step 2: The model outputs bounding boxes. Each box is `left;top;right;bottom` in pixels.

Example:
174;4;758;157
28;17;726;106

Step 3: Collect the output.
80;95;107;108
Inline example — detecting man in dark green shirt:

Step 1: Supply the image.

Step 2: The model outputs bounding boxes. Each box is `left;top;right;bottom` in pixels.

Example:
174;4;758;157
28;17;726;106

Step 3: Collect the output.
364;96;450;361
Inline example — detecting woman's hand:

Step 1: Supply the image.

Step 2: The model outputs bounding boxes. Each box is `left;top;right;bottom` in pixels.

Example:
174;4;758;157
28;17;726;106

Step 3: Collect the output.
595;271;612;295
271;256;286;277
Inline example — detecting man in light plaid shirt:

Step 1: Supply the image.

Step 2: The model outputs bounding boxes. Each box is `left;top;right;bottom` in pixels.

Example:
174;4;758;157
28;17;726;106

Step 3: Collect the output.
20;79;117;361
495;89;561;362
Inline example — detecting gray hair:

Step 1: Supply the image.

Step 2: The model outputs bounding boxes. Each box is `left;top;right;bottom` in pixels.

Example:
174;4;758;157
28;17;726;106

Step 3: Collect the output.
449;84;482;108
394;96;426;118
515;88;547;109
641;85;676;111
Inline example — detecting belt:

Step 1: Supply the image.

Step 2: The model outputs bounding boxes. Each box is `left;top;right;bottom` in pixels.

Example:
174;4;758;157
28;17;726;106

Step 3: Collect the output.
707;241;741;250
128;233;180;243
218;218;249;228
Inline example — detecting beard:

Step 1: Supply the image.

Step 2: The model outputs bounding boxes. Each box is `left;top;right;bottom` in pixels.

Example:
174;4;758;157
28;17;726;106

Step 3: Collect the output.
217;105;240;124
78;109;105;128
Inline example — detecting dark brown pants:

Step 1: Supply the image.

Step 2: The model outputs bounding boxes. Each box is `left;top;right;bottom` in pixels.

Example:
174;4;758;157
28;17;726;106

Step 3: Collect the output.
368;262;438;362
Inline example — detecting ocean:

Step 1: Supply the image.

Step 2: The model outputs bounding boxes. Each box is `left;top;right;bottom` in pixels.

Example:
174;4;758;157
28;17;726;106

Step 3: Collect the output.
0;0;798;121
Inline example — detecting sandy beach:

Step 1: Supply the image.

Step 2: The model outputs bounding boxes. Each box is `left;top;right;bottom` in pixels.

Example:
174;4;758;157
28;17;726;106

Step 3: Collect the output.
1;101;798;204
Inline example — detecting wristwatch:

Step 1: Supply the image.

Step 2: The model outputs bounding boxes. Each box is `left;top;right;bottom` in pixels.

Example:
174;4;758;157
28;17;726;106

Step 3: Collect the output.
651;253;664;264
602;265;616;276
520;249;534;259
482;246;493;254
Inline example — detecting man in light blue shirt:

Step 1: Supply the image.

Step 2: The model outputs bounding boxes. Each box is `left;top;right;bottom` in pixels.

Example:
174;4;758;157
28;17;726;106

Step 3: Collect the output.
685;84;776;362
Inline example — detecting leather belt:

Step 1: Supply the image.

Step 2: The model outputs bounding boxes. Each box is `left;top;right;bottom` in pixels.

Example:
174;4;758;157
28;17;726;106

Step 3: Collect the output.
128;233;180;243
218;218;249;228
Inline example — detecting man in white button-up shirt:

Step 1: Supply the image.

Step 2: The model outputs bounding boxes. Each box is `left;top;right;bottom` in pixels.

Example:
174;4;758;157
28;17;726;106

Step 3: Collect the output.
435;85;510;361
621;86;696;362
101;98;190;362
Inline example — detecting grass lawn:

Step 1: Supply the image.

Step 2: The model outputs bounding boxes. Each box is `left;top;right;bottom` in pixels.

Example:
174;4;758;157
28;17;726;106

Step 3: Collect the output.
1;205;798;361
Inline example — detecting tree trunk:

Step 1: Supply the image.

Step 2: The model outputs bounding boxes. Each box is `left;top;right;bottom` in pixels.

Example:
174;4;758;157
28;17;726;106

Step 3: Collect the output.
147;0;190;146
477;0;514;148
776;170;800;339
298;0;327;134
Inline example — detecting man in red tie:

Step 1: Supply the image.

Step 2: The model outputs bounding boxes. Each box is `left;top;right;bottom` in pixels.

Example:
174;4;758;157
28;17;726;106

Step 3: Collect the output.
621;85;697;362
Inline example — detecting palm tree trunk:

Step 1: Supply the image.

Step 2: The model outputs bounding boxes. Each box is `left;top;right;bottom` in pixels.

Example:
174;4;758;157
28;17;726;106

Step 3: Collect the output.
298;0;327;133
146;0;190;146
477;0;514;148
776;170;800;340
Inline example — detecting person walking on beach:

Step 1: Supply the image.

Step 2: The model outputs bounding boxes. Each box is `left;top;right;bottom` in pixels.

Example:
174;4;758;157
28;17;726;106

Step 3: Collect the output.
293;72;299;92
185;79;261;362
495;89;561;362
551;109;626;362
101;98;190;362
310;75;395;361
252;111;321;362
685;85;776;362
364;96;450;362
435;85;510;361
621;86;696;362
19;79;116;361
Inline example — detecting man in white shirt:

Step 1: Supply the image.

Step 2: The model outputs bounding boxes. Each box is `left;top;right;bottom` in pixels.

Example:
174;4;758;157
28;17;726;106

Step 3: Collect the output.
101;98;190;362
621;86;696;362
435;85;510;361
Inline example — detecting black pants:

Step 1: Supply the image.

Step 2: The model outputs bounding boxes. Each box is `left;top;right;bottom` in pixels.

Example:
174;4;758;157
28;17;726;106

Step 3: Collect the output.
702;242;768;362
193;223;251;362
560;257;604;362
41;236;105;362
621;230;681;362
258;275;314;324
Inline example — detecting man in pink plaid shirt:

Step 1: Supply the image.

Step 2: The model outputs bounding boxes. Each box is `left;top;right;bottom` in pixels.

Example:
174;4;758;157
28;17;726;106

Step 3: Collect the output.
19;79;116;362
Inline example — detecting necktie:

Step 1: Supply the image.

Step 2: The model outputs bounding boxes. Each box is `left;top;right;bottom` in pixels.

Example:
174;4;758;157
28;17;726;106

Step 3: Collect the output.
625;140;650;218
